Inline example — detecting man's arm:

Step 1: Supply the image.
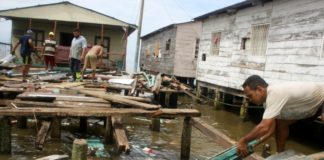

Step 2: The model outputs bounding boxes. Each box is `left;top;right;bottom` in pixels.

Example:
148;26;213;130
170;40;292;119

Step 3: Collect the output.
12;42;20;55
28;38;35;52
237;118;276;157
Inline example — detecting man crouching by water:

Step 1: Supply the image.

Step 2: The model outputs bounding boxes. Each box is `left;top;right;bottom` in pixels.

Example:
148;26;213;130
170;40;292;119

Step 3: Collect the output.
237;75;324;157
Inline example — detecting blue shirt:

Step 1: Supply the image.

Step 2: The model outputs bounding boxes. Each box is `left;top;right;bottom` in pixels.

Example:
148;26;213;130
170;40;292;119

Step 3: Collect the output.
69;35;87;60
19;35;32;55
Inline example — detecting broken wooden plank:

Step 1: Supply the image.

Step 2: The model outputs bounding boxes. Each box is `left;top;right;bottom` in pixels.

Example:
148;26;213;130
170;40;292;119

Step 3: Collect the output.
11;100;111;109
151;73;162;94
0;87;24;93
71;88;160;110
0;108;201;118
112;117;130;153
35;121;51;150
191;118;262;160
17;92;108;103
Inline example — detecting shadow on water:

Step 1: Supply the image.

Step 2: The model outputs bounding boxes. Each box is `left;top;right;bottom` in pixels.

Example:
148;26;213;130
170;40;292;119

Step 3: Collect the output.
0;95;323;160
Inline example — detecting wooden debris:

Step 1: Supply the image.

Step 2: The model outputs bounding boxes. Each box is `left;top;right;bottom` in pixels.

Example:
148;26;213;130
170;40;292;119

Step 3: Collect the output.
71;88;160;110
35;121;51;150
112;117;130;153
11;100;111;109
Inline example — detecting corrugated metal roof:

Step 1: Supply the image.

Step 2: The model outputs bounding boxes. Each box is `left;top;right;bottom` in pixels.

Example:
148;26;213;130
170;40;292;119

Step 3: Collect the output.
141;21;194;39
0;1;136;30
194;0;272;21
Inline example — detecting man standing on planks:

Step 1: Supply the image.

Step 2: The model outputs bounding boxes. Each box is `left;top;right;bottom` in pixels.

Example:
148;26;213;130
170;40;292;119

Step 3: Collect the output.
12;29;35;82
69;28;87;82
42;31;57;71
237;75;324;157
81;43;103;82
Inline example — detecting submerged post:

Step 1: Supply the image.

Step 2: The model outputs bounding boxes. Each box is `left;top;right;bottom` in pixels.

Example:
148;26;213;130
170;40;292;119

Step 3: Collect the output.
71;139;87;160
181;117;192;159
51;117;61;138
105;116;113;144
240;98;249;119
0;117;11;154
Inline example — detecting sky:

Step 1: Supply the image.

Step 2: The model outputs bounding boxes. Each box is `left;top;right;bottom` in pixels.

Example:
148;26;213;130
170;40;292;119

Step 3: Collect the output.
0;0;243;72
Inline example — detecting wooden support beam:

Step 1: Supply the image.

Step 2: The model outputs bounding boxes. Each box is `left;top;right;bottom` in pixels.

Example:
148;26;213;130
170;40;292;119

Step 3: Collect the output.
169;93;178;108
51;117;61;138
11;100;111;109
105;117;113;144
0;108;201;118
71;88;160;110
0;117;11;154
151;118;160;131
35;121;51;150
112;117;130;153
181;117;192;159
0;87;24;93
240;98;249;119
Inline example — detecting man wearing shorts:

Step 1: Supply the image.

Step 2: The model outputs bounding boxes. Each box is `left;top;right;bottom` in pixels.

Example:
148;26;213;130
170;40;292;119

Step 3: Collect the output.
236;75;324;157
42;31;57;71
12;29;35;82
81;44;103;82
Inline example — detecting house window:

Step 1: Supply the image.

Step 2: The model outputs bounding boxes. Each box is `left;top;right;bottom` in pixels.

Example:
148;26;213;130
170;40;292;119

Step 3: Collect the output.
154;42;161;58
241;37;250;50
211;32;221;55
166;39;171;50
32;30;44;47
95;36;110;53
250;24;270;56
195;38;200;58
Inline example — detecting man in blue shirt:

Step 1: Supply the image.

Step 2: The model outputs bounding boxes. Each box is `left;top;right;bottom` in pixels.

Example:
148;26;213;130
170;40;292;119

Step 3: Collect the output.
69;28;87;82
12;29;35;82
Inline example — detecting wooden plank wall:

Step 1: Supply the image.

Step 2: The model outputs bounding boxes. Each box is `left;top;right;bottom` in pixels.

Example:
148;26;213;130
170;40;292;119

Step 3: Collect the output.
140;28;177;75
173;21;202;78
197;0;324;90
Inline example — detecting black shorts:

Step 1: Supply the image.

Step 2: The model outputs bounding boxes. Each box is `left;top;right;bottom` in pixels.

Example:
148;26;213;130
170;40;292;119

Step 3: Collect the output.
21;54;32;64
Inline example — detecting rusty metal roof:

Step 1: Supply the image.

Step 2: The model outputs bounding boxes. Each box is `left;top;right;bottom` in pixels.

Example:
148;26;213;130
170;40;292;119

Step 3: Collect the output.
0;1;136;30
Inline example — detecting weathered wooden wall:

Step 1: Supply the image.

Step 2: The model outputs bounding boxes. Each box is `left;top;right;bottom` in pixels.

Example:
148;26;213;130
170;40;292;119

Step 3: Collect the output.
174;21;202;78
140;22;201;77
197;0;324;90
140;27;177;75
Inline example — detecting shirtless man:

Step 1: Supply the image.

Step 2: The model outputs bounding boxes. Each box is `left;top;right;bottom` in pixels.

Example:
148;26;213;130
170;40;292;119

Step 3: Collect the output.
81;44;103;81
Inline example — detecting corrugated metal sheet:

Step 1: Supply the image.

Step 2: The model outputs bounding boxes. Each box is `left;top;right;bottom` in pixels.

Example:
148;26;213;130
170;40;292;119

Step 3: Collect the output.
0;2;135;28
251;24;270;56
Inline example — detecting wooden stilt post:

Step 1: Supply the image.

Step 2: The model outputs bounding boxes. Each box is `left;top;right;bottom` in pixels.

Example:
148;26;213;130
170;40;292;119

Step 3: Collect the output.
240;98;249;119
17;117;27;129
159;92;166;107
124;89;129;96
71;139;87;160
165;92;171;108
51;117;61;138
214;88;221;109
169;93;178;108
181;117;192;159
150;118;160;132
79;117;87;133
0;117;11;154
105;117;113;144
196;83;201;103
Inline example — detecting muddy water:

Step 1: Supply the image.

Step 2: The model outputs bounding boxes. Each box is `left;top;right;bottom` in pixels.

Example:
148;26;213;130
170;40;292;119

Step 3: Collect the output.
0;96;322;160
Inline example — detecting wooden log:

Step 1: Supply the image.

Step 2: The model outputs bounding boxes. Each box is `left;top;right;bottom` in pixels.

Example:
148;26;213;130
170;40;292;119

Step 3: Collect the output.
0;108;201;118
35;121;51;150
181;117;192;159
71;139;87;160
71;88;160;110
0;117;11;154
105;117;113;144
152;73;162;94
112;117;130;153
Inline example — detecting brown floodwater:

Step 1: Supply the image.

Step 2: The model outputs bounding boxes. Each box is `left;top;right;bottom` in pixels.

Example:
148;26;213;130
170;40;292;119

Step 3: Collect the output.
0;95;322;160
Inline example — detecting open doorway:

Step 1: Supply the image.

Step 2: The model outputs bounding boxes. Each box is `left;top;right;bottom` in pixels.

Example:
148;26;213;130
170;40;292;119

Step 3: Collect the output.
60;32;74;46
